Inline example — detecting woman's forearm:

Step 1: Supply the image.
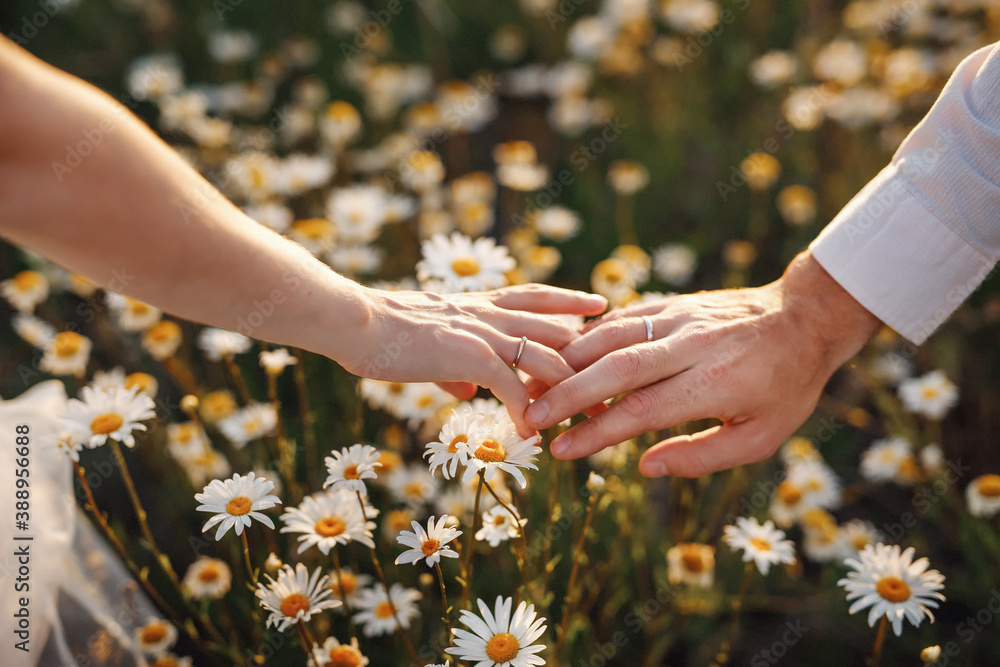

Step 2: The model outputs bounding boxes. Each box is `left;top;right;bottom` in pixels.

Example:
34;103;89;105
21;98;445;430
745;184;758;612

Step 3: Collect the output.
0;37;369;363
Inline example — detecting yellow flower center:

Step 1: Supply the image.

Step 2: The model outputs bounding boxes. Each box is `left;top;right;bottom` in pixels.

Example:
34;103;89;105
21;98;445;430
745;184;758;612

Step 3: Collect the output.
473;438;506;463
280;593;312;618
325;646;361;667
140;623;168;644
90;413;124;435
921;386;938;399
494;515;508;527
405;482;425;498
198;564;220;583
292;218;333;240
343;464;361;480
448;434;468;453
226;496;252;516
129;300;151;315
388;383;405;395
326;101;359;121
750;537;771;552
777;481;802;506
680;545;706;573
152;657;180;667
876;576;911;603
388;510;411;530
451;257;481;277
485;632;520;663
243;418;261;435
53;331;84;357
13;271;44;291
147;321;180;344
125;372;156;394
421;538;440;556
851;536;870;551
374;601;395;619
316;517;347;537
978;474;1000;498
333;572;358;596
417;394;435;408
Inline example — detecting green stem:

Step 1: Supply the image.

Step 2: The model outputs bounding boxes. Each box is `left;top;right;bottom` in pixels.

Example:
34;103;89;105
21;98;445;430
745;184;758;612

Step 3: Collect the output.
871;616;889;667
435;561;453;640
240;530;257;585
462;476;485;611
482;475;529;590
555;494;597;659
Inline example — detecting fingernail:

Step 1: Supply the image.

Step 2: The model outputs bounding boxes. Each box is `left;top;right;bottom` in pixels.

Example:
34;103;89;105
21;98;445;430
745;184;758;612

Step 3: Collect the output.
526;399;549;426
643;461;668;477
551;434;572;457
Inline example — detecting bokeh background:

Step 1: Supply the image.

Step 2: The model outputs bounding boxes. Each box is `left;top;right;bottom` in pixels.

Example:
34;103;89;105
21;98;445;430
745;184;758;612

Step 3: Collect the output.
3;0;1000;665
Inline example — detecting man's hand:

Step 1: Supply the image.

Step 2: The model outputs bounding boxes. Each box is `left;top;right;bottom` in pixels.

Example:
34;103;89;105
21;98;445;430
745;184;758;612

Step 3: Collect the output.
525;252;881;477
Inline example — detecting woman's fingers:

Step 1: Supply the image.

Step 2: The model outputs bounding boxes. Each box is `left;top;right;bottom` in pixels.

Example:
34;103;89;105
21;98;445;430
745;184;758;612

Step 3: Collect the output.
490;284;608;316
471;353;535;438
436;381;478;400
487;310;583;350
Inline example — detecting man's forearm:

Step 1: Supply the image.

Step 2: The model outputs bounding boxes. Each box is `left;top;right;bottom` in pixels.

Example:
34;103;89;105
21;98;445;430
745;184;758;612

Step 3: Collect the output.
0;37;369;362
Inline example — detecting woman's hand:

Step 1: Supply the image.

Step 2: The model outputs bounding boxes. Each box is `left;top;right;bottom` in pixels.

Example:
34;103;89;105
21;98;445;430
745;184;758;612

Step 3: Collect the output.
340;284;608;437
525;252;881;476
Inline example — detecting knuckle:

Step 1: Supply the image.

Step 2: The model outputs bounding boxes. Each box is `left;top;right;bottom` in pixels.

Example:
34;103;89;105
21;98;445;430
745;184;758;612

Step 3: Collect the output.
619;387;657;421
683;324;719;350
609;347;644;382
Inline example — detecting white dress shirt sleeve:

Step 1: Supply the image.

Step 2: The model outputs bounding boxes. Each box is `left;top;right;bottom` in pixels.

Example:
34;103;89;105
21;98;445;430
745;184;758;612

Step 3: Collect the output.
809;42;1000;345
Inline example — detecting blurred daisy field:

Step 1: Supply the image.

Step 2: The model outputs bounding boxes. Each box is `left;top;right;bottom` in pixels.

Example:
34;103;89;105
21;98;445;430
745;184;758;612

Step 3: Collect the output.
4;0;1000;665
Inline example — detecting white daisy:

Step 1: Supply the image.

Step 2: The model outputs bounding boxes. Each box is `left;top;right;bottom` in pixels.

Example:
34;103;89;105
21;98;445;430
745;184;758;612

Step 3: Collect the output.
11;313;55;348
105;293;162;332
47;431;84;462
802;520;848;563
842;519;884;555
860;437;914;483
769;460;841;527
838;543;945;637
309;636;369;667
328;567;373;607
531;206;581;241
280;489;378;553
446;596;547;667
133;618;177;657
435;485;485;523
259;348;298;375
899;370;959;420
182;557;232;600
40;331;92;377
328;244;384;276
722;516;796;576
386;464;440;509
460;421;542;489
195;472;282;540
395;515;462;567
667;543;716;588
244;201;294;232
353;583;422;637
475;504;526;548
256;563;340;632
218;403;278;448
425;404;490;479
181;449;232;489
166;422;211;463
150;653;194;667
586;471;606;493
197;327;253;361
1;270;49;313
61;385;156;449
966;474;1000;518
326;185;388;244
142;320;183;361
324;444;382;496
652;244;697;286
417;232;516;293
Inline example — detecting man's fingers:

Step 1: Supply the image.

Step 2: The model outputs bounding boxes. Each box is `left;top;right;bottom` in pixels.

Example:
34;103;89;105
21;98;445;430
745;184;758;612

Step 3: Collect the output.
436;381;478;400
543;376;712;459
527;342;691;430
638;422;777;478
491;284;608;316
580;300;667;333
560;316;656;370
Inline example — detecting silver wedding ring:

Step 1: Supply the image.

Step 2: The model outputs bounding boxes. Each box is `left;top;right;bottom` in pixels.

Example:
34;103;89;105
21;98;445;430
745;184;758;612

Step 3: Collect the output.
642;315;654;342
512;336;528;369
